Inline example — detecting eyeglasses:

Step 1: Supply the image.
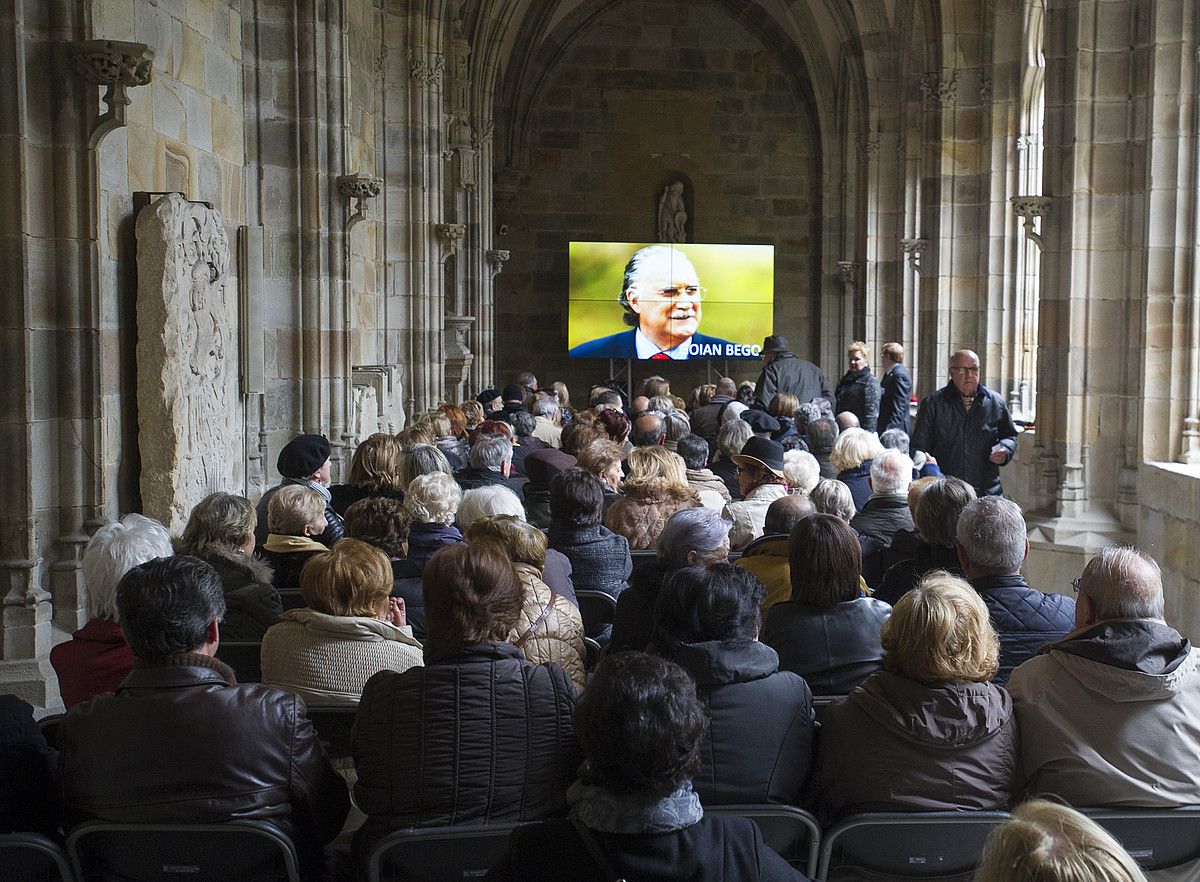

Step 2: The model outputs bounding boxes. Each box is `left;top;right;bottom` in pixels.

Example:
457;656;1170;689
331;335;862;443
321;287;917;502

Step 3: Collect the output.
648;285;706;301
950;366;981;375
1071;576;1082;594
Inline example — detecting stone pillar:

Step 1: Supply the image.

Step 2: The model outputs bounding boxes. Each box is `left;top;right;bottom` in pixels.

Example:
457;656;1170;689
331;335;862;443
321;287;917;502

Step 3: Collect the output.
135;194;241;534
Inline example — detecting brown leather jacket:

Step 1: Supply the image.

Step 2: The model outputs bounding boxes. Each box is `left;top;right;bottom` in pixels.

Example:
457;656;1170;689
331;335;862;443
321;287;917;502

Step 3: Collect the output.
510;563;587;692
58;653;349;873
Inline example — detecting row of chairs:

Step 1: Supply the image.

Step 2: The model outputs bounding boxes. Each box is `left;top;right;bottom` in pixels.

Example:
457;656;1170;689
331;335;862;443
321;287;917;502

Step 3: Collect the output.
6;805;1200;881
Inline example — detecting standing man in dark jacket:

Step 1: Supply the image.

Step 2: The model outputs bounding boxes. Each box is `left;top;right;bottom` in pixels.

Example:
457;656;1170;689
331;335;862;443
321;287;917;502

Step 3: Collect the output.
691;377;738;445
877;342;912;434
911;349;1018;497
754;335;833;411
956;497;1075;685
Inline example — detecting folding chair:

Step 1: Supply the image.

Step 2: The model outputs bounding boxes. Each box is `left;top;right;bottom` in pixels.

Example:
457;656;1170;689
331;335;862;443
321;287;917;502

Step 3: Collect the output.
214;640;263;684
1084;807;1200;873
0;832;73;882
816;811;1011;881
575;590;618;636
367;824;520;882
706;804;821;874
66;820;300;882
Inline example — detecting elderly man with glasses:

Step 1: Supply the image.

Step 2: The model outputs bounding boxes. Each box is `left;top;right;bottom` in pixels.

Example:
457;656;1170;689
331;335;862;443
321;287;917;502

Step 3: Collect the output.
910;348;1018;497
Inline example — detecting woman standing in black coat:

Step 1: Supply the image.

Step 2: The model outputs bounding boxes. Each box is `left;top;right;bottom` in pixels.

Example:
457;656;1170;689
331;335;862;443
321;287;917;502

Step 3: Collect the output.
835;341;882;433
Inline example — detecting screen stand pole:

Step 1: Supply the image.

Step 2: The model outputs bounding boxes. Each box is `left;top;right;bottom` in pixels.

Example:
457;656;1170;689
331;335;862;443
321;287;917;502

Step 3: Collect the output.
608;358;633;406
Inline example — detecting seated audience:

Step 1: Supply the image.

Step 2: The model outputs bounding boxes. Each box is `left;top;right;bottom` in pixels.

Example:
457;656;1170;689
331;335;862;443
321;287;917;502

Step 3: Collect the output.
59;556;349;879
609;508;731;654
0;694;58;835
397;422;436;448
631;411;668;447
880;427;943;480
849;448;915;546
476;387;504;419
806;416;840;479
51;514;173;709
435;405;471;466
261;539;422;705
809;478;885;588
763;514;891;694
605;446;701;550
976;800;1149;882
530;394;564;448
178;492;281;640
455;433;528;498
737;494;817;610
461;399;485;431
1009;546;1200;806
831;427;883;512
877;474;939;573
875;476;975;605
595;407;631;448
343;496;426;640
352;544;580;860
259;485;330;594
724;437;790;550
691;376;738;445
812;571;1015;822
329;432;405;516
254;433;344;548
500;383;527;421
397;442;454;487
560;419;605;458
742;409;781;440
403;472;464;570
712;419;754;500
782;449;821;495
489;652;809;882
522;448;577;529
576;438;625;510
654;565;815;807
768;392;802;443
467;516;587;692
663;409;693;453
957;496;1075;685
509;410;547;476
552;381;575;425
677;432;732;510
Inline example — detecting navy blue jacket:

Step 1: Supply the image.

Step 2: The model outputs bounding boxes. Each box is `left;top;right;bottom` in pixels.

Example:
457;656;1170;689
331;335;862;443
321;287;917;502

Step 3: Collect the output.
971;573;1076;685
878;362;912;434
911;382;1018;497
569;329;745;360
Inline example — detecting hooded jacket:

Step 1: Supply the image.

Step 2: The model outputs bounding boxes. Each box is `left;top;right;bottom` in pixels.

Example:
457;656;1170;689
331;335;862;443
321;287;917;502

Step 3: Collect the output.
51;618;134;710
1008;619;1200;807
604;478;702;550
196;546;282;641
510;563;587;693
259;534;328;596
668;641;815;807
812;670;1017;823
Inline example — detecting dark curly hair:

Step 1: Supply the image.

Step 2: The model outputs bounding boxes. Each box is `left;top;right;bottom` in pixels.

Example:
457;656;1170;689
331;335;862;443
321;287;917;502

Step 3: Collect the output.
343;496;409;559
595;408;630;443
575;652;706;798
549;468;605;528
652;564;765;650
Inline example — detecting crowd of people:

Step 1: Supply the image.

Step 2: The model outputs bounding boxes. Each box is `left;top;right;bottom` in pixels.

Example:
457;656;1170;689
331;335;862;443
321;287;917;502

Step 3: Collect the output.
0;342;1187;882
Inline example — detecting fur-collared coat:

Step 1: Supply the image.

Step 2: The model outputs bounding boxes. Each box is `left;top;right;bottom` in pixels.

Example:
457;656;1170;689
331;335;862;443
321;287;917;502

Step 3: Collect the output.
604;478;702;551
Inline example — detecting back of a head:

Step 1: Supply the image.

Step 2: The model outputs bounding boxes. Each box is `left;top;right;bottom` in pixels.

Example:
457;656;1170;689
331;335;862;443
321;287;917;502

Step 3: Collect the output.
764;493;816;536
716;419;753;459
596;407;630;442
516;370;538;391
736;383;755;405
647;395;675;415
656;506;732;571
349;433;404;491
882;570;999;684
466;514;548;571
768;392;801;419
117;556;226;660
550;467;604;528
631;412;667;447
180;492;256;557
398;443;454;489
510;410;537;437
422;542;524;644
531;394;559;419
715;377;737;398
642;376;670;399
807;417;839;452
562;422;605;456
676;433;711;471
299;538;390;618
403;472;462;525
1082;545;1165;622
836;411;860;432
913;477;976;547
344;496;409;558
664;410;691;442
268;484;326;535
626;445;689;488
577;438;624;479
879;428;910;455
592;388;623;408
956;496;1026;576
457;485;525;531
831;427;884;472
83;514;174;621
782;450;821;495
472;419;515;443
809;478;856;521
870;448;914;495
470;433;513;471
975;800;1148;882
574;651;705;799
654;563;765;650
788;513;862;608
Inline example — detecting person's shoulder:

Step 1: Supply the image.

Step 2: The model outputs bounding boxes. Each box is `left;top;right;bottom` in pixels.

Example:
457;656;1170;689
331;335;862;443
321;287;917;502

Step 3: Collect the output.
569;330;635;358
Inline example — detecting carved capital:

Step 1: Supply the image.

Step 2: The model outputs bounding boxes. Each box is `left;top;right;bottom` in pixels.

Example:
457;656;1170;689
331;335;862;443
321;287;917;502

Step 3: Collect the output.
1011;195;1052;250
979;76;993;102
408;50;445;86
337;172;383;232
857;135;880;158
920;70;958;107
900;238;929;275
434;223;466;262
486;249;510;279
837;260;859;289
71;40;154;149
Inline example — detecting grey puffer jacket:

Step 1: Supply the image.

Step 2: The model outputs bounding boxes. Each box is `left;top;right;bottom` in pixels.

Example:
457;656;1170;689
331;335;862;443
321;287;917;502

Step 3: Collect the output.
812;669;1017;823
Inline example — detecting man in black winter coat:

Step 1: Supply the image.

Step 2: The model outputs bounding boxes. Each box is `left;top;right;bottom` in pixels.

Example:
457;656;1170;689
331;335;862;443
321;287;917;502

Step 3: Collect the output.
878;342;912;433
753;335;833;412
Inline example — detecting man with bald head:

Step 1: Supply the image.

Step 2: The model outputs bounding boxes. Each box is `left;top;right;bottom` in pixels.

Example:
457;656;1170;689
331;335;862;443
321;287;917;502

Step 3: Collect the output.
1008;546;1200;807
735;494;817;610
910;349;1018;496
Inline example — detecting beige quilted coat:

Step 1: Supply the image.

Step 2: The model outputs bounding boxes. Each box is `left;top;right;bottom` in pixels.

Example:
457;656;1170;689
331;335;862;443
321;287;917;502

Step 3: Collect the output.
508;562;587;692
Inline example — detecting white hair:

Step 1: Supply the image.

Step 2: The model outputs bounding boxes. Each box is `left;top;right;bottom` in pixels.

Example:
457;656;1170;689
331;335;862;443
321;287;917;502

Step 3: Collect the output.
956;496;1027;575
531;396;559;419
83;514;174;621
656;507;731;571
664;410;691;442
470;434;514;471
403;472;462;525
870;448;914;495
457;485;525;530
810;479;856;522
783;450;821;495
1083;545;1164;622
717;419;753;459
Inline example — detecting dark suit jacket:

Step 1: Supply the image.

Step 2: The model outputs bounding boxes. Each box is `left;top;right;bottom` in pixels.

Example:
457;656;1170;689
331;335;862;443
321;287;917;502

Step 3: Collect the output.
569;329;745;359
879;362;912;434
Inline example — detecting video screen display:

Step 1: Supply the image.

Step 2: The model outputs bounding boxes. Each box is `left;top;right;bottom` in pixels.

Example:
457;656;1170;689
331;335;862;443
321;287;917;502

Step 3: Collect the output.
567;242;774;360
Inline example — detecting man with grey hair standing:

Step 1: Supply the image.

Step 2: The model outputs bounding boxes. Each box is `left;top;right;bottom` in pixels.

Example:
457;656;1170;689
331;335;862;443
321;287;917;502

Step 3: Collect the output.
956;496;1075;685
1009;546;1200;807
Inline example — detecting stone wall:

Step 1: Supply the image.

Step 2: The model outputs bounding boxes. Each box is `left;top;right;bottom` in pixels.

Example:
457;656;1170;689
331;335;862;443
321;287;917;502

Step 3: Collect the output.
494;0;821;400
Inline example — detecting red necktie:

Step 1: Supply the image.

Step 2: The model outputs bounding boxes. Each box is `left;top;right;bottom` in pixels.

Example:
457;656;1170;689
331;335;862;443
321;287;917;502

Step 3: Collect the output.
650;352;670;360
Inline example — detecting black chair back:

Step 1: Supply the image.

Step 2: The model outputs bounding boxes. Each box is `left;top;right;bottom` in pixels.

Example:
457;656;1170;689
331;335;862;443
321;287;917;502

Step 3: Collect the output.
277;591;305;611
0;832;73;882
1085;807;1200;871
706;804;820;874
816;811;1011;881
367;824;519;882
66;820;300;882
583;636;603;671
810;696;845;726
38;713;65;750
214;641;263;684
575;590;617;635
305;704;357;759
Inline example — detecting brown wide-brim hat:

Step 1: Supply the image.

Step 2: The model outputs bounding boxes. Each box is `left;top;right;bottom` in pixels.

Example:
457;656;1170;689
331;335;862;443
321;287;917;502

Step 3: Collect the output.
762;335;790;353
731;436;786;479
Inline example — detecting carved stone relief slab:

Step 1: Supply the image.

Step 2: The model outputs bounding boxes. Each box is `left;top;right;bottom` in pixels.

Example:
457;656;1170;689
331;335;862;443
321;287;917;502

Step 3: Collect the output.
135;194;240;533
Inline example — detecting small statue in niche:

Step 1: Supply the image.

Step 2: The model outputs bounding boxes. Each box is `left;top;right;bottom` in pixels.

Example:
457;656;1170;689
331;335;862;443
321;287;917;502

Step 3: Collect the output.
657;181;687;243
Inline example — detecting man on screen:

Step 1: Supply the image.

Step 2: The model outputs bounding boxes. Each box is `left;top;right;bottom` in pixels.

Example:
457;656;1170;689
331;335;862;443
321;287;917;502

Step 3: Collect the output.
569;245;746;360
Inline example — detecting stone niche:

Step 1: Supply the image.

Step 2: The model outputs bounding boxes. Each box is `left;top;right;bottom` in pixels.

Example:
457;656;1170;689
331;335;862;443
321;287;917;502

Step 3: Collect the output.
135;194;242;534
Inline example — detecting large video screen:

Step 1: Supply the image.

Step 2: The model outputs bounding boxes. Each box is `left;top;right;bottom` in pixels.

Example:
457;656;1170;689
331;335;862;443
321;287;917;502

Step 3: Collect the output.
567;242;773;360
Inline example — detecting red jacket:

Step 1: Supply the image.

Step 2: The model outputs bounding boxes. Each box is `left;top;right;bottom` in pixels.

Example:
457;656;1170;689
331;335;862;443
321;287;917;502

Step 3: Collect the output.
50;618;133;709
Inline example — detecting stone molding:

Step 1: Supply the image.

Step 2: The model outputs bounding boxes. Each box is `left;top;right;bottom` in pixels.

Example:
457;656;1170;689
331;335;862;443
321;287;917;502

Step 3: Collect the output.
70;39;153;149
409;50;445;85
434;223;466;262
837;260;859;289
486;248;510;278
920;70;958;106
1011;195;1051;250
337;171;383;232
900;238;929;274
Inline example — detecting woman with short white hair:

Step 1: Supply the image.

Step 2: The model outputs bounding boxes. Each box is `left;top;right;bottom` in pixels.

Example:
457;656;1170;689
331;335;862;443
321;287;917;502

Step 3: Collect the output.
50;514;173;708
783;449;821;496
404;472;464;570
830;427;884;511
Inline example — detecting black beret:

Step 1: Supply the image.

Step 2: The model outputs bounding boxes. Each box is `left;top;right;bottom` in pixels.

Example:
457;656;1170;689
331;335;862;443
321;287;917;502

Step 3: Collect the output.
476;388;501;405
502;383;525;401
742;410;781;434
277;434;331;479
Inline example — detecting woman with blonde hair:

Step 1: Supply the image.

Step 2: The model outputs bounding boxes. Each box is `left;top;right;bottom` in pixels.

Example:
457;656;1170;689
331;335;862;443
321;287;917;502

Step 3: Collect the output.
831;427;885;511
329;433;405;516
461;399;485;431
976;800;1148;882
835;340;882;433
605;446;701;550
810;570;1016;822
467;515;586;692
260;539;422;705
